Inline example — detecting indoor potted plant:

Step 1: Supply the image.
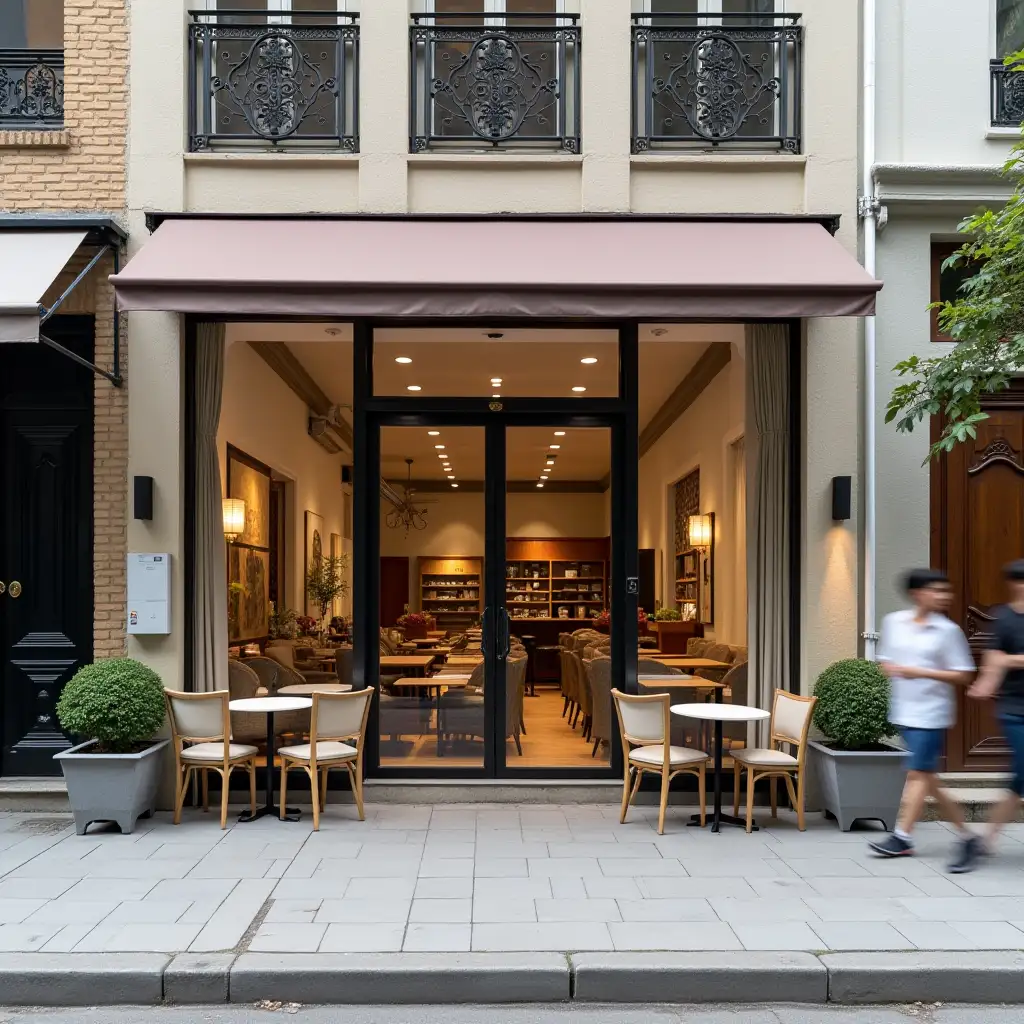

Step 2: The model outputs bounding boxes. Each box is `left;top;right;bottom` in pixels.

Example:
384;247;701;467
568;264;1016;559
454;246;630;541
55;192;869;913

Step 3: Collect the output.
305;554;350;643
649;604;702;653
53;657;169;836
808;658;908;831
397;611;429;640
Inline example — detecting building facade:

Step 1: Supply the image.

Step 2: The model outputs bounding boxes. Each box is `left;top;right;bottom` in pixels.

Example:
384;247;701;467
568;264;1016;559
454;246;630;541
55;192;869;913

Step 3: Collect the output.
872;0;1021;770
6;0;876;784
0;0;129;774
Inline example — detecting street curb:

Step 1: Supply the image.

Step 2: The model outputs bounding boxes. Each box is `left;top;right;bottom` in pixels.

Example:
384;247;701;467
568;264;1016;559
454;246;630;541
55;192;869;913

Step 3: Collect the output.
571;952;827;1003
164;953;233;1004
0;950;1023;1006
229;952;571;1004
824;951;1024;1004
0;953;168;1005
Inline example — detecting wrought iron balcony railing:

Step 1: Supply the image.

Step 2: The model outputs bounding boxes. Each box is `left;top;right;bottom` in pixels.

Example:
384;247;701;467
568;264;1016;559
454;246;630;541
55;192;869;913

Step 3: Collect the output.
631;13;802;153
410;12;581;154
992;59;1024;128
188;10;359;152
0;49;64;129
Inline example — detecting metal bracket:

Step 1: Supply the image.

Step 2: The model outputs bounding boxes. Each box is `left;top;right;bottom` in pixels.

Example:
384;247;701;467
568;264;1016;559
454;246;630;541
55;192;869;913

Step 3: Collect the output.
37;244;122;387
857;194;882;219
861;630;880;642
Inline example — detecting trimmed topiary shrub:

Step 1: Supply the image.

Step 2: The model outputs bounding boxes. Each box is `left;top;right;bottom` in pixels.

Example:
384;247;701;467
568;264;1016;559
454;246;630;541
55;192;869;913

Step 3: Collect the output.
813;658;894;750
56;658;166;754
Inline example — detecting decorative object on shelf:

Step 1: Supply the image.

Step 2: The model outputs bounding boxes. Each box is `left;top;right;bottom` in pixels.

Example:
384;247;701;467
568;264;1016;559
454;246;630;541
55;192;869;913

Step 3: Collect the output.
383;459;436;534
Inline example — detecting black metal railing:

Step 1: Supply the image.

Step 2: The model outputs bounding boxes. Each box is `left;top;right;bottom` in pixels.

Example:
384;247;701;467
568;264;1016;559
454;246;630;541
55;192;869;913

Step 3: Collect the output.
410;12;580;154
992;59;1024;128
188;10;359;152
0;49;64;129
631;13;801;153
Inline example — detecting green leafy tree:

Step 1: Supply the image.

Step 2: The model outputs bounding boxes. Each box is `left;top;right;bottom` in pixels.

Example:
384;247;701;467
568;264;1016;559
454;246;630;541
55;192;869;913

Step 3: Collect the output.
886;51;1024;460
305;554;350;636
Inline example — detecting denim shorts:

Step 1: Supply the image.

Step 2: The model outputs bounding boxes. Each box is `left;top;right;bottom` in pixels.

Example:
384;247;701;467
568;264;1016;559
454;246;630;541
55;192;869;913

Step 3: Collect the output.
898;727;945;773
999;712;1024;796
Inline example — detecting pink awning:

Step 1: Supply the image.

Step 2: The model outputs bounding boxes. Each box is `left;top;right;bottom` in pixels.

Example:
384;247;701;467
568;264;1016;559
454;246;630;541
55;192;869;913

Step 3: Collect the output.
112;217;881;319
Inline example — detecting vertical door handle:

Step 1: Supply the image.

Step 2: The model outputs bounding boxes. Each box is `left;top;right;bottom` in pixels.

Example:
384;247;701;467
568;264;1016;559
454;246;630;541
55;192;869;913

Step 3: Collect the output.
481;606;492;656
499;607;511;660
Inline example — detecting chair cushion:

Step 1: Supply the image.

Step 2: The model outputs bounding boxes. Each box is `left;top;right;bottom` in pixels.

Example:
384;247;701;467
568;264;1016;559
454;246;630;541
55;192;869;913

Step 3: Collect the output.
732;747;798;767
182;742;257;762
630;744;708;767
278;740;357;762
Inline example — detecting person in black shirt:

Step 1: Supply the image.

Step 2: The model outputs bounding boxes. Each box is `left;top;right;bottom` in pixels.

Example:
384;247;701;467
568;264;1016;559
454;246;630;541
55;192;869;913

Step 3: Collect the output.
968;559;1024;867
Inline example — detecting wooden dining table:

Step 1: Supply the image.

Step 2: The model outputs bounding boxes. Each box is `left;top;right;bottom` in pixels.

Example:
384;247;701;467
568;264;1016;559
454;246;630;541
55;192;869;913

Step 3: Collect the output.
652;656;731;670
380;654;437;677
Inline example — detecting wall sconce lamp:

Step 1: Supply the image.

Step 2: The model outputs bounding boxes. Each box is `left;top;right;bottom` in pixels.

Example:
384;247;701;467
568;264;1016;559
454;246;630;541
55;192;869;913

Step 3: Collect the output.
831;476;852;522
222;498;246;543
687;513;713;584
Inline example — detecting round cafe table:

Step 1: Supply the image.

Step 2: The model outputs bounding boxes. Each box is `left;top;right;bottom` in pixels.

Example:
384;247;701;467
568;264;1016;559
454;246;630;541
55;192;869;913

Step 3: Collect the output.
229;695;312;823
671;702;770;834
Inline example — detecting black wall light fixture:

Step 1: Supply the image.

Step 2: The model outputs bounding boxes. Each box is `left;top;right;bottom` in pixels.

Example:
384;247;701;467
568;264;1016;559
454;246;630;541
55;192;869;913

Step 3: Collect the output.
133;475;154;521
831;476;852;522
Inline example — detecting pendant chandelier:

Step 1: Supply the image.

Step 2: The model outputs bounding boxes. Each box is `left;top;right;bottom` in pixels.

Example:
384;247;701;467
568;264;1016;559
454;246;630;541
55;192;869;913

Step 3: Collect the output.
383;458;435;533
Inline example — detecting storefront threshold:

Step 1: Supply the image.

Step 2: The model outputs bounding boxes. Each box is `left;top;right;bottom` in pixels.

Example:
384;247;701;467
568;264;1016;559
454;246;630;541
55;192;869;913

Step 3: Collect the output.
363;779;622;804
0;777;69;812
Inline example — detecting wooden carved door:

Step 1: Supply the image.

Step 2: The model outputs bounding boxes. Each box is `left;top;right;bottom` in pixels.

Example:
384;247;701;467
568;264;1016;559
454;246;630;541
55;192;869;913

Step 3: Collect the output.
933;384;1024;770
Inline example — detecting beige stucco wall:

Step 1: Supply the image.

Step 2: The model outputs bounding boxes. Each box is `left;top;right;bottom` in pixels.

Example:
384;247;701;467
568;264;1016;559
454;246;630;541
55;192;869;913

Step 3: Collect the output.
125;0;865;695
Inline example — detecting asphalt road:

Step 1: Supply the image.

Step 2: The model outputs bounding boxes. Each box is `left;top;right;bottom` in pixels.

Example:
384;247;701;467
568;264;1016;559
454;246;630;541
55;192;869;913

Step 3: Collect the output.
0;1006;1015;1023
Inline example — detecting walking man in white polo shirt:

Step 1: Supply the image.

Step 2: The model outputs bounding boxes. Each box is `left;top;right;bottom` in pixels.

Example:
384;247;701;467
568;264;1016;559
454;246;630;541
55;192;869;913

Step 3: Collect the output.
868;569;979;870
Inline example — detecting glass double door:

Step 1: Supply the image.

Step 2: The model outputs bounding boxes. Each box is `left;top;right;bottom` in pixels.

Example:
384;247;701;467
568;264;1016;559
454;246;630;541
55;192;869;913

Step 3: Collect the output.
375;416;620;776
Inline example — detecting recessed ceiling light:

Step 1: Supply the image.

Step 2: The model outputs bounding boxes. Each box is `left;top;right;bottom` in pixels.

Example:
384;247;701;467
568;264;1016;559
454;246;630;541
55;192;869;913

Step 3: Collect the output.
580;357;598;364
395;356;412;364
451;483;459;488
428;430;440;436
572;386;587;393
447;475;455;480
541;475;549;480
536;482;544;488
407;385;421;391
434;444;445;449
549;444;560;449
492;393;501;399
554;431;566;436
437;453;447;458
490;378;503;384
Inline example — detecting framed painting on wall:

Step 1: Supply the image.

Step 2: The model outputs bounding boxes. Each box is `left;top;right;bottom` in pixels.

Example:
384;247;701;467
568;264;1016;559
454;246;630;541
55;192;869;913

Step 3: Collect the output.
304;510;325;618
226;445;272;644
226;445;271;549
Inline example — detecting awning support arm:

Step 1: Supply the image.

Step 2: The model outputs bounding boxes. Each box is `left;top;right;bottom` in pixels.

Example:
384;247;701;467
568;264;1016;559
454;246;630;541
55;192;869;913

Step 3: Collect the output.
38;244;123;387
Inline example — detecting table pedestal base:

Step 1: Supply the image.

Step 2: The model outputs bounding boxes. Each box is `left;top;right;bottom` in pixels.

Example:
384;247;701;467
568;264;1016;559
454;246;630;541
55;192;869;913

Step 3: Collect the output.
238;805;302;824
688;811;758;833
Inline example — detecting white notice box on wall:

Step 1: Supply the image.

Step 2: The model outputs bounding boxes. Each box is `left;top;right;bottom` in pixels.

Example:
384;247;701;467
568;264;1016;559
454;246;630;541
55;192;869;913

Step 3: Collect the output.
127;553;171;635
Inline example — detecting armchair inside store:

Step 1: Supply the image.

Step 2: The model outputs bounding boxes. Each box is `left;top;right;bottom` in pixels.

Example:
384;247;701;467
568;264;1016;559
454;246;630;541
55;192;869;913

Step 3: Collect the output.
214;320;766;780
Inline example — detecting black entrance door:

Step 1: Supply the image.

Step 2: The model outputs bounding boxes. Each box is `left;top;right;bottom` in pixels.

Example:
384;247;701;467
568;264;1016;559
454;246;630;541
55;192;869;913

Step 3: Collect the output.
0;316;94;775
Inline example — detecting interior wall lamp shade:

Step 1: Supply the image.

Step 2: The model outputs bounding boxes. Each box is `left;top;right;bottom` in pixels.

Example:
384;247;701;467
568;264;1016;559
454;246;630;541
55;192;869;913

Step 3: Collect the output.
688;514;712;548
222;498;246;541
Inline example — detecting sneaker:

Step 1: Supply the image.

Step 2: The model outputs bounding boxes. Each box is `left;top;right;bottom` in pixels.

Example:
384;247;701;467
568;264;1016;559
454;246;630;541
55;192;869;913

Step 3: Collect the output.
868;833;914;857
948;835;983;874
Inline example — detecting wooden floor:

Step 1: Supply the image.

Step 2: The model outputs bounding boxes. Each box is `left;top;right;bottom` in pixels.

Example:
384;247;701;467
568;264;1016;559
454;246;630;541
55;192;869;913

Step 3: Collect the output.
379;685;610;769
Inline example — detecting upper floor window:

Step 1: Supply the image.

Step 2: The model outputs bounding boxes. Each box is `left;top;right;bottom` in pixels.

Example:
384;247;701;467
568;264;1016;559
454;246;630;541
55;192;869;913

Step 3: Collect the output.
410;1;581;153
0;0;64;128
992;0;1024;126
631;0;802;153
188;2;359;151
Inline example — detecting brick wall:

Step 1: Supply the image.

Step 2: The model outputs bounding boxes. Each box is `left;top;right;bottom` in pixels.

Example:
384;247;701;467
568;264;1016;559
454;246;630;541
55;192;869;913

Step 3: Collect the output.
2;0;130;660
0;0;127;209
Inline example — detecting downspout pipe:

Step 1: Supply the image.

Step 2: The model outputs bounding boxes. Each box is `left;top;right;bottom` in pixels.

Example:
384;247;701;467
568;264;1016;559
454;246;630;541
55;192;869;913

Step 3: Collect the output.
860;0;879;660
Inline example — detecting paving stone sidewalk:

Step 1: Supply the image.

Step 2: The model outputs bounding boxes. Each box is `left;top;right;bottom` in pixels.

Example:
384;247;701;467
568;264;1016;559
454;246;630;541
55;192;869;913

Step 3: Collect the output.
0;804;1023;955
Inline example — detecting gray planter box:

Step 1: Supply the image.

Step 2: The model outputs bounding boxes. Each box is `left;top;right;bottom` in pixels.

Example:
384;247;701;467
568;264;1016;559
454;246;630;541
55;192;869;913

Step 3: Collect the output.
54;738;170;836
808;739;908;832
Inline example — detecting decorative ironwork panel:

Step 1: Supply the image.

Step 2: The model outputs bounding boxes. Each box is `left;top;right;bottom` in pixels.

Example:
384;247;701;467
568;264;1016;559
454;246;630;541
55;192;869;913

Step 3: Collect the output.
631;13;801;153
0;49;64;129
674;469;700;555
188;12;359;152
410;13;580;153
992;59;1024;128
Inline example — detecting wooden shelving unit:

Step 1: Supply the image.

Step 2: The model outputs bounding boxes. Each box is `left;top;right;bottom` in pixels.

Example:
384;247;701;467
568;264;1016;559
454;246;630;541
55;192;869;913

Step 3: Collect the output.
674;548;699;622
505;538;609;623
418;556;483;629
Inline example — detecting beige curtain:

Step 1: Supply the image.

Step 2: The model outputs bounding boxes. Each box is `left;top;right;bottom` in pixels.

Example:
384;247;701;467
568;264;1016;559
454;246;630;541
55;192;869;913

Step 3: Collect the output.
193;322;228;693
746;324;790;741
